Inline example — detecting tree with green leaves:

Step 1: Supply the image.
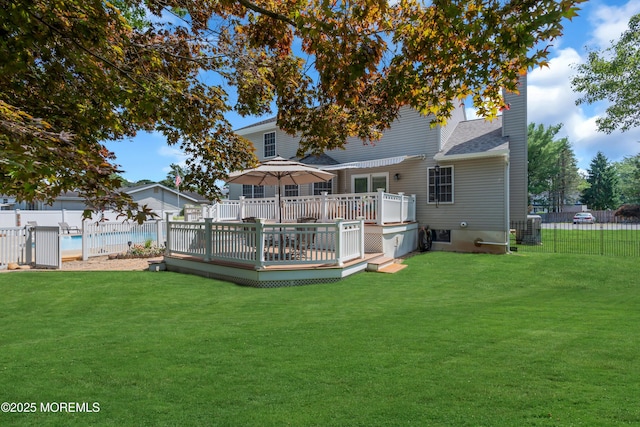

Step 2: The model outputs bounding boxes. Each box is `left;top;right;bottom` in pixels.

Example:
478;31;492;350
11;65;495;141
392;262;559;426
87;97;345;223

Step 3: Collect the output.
1;0;585;220
613;154;640;204
527;123;581;211
581;152;620;210
572;13;640;133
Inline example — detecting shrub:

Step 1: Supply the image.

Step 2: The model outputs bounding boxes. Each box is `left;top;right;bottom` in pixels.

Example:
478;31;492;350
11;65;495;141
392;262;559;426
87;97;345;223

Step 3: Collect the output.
614;204;640;222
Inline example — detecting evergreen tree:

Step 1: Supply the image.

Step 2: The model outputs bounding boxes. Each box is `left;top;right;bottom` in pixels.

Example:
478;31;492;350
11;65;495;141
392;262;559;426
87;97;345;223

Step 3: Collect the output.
527;123;581;211
580;152;620;210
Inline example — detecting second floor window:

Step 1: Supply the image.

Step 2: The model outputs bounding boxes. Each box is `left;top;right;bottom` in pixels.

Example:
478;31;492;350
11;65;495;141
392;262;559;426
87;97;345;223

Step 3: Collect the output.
264;132;276;157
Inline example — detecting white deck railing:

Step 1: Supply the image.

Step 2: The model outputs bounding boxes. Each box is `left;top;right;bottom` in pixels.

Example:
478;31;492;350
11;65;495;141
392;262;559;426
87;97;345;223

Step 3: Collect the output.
197;191;416;225
166;218;365;268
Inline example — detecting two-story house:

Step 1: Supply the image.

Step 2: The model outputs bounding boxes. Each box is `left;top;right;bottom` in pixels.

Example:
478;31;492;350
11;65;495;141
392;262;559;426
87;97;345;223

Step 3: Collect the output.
228;77;528;255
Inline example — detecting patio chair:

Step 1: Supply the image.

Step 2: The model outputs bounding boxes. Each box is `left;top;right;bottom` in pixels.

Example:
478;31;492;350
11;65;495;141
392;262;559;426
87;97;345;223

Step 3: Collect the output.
289;217;317;260
59;222;80;234
242;217;258;248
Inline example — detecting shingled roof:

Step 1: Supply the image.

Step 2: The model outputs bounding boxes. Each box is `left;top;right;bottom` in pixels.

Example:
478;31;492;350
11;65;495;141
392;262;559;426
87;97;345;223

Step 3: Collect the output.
438;117;509;159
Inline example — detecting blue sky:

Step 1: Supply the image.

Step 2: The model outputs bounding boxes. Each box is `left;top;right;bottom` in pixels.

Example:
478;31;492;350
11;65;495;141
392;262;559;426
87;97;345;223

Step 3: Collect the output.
105;0;640;182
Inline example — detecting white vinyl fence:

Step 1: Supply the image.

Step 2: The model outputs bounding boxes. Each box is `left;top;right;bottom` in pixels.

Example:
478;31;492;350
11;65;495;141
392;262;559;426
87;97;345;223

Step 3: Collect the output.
0;220;166;268
82;220;165;260
0;227;31;266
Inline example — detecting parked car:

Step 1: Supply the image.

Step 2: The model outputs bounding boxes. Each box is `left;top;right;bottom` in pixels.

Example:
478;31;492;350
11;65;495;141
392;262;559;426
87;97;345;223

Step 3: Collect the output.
573;212;596;224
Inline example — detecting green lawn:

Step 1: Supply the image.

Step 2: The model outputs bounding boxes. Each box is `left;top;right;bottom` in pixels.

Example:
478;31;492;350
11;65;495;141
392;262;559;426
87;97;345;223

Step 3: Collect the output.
1;252;639;426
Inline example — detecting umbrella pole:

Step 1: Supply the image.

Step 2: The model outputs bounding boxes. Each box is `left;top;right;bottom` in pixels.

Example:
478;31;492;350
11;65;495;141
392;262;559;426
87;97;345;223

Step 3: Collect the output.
278;178;285;258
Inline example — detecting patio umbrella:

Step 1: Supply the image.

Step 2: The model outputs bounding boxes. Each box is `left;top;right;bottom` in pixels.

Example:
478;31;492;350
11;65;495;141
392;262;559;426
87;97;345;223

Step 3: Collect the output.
226;156;335;223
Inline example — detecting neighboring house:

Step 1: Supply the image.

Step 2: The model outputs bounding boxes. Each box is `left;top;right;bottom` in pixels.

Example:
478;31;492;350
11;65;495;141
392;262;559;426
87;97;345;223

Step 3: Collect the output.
2;183;210;217
230;77;528;254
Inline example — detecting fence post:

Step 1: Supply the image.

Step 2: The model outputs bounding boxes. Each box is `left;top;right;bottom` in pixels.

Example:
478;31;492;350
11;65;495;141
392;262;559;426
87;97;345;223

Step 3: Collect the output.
155;219;163;248
82;219;89;261
204;218;213;262
15;209;21;227
600;223;604;256
165;213;172;256
553;223;557;253
25;226;34;264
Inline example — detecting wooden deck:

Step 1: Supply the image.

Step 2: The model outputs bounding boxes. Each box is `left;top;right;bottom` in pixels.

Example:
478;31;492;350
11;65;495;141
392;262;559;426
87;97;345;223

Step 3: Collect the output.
164;252;387;287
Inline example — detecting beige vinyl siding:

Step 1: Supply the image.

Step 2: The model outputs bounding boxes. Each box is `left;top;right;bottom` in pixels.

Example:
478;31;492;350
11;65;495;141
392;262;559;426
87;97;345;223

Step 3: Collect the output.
439;102;467;149
502;75;528;223
422;157;506;230
326;107;438;163
237;107;441;164
131;187;181;212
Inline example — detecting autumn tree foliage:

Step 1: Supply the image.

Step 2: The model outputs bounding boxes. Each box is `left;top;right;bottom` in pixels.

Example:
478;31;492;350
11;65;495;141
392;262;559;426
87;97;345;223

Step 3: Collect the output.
1;0;585;218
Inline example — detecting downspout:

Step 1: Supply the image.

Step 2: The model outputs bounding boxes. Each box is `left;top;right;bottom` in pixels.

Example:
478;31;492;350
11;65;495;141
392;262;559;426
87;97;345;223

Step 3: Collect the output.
474;156;510;250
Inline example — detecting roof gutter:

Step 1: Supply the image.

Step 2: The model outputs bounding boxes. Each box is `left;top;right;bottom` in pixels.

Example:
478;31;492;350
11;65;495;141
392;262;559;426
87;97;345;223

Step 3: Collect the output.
434;149;509;162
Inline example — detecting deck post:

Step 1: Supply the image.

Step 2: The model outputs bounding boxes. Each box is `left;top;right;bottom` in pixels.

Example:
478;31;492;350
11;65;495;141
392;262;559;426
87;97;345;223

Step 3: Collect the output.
410;194;416;222
321;192;329;222
398;192;405;223
239;196;246;221
204;218;213;262
256;218;266;269
377;189;385;226
334;218;344;266
359;217;365;259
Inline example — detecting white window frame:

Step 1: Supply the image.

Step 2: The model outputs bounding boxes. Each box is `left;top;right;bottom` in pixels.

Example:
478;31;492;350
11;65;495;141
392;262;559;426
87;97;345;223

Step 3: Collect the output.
242;185;265;199
427;166;454;204
284;185;299;197
313;179;333;195
351;172;389;193
264;131;276;158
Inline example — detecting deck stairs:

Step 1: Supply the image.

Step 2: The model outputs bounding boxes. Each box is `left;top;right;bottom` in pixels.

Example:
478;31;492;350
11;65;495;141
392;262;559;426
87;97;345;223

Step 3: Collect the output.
366;256;407;274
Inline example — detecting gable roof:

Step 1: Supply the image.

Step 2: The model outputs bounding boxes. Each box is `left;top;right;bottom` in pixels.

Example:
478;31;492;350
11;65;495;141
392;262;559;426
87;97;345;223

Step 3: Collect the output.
33;184;209;204
295;153;340;166
435;117;509;161
125;183;209;203
235;117;277;135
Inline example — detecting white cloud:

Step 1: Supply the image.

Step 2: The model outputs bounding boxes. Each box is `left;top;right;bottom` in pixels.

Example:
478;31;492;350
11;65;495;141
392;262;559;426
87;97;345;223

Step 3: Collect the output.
526;2;640;169
158;145;188;169
589;0;640;50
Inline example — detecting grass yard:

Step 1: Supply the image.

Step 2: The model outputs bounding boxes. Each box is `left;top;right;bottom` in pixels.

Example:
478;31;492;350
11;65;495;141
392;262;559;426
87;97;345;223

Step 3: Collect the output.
1;252;639;426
